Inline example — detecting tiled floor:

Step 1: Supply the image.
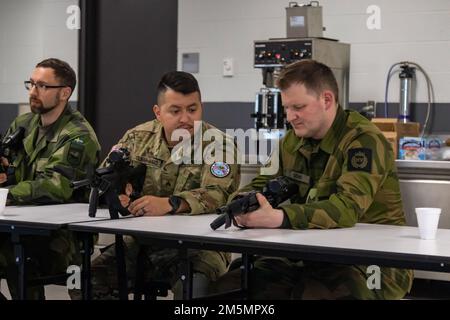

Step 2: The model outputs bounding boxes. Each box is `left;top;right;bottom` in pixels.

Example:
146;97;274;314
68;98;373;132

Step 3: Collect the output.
1;279;11;299
1;279;70;300
1;279;174;300
0;237;232;300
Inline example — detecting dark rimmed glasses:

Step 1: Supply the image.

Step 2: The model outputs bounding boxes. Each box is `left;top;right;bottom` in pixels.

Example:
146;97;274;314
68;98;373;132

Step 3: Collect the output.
24;80;67;92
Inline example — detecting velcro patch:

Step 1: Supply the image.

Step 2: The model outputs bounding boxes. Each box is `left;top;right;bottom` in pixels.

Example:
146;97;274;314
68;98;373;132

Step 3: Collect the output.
135;155;163;168
287;170;311;185
67;139;85;167
347;148;372;173
210;162;230;178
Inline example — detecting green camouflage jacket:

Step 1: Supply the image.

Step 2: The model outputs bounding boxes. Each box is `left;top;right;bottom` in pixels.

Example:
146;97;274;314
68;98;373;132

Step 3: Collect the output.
112;119;240;214
1;105;100;204
240;106;405;229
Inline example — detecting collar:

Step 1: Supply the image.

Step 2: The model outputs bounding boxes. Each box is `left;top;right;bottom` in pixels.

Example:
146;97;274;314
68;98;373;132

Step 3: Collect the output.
38;104;72;142
23;105;72;156
285;105;347;155
150;120;171;161
318;106;347;154
150;120;206;163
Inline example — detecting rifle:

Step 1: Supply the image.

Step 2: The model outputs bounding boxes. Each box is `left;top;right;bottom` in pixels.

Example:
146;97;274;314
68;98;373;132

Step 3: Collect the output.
210;176;298;230
70;147;146;219
0;127;25;176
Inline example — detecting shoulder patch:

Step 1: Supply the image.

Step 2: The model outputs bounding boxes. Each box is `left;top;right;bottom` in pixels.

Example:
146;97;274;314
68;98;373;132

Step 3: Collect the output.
210;161;230;178
67;139;85;167
347;148;372;173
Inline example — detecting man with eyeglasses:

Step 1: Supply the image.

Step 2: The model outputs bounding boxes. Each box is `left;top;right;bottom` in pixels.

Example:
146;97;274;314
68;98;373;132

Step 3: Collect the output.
0;58;100;299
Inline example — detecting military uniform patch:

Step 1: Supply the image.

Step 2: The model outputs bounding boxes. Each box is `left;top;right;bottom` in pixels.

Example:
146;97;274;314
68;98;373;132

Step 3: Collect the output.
67;138;85;167
135;155;163;168
287;170;311;185
348;148;372;173
210;161;230;178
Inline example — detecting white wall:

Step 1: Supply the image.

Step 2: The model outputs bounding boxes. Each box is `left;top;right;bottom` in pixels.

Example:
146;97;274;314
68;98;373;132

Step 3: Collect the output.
0;0;79;104
178;0;450;104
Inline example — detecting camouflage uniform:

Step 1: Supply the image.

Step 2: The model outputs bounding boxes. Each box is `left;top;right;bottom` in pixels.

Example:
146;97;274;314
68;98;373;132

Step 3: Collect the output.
88;119;240;299
212;107;413;300
0;105;100;299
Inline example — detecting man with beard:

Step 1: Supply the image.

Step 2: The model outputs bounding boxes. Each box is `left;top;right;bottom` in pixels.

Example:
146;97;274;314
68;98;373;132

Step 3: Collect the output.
0;58;100;299
69;71;240;300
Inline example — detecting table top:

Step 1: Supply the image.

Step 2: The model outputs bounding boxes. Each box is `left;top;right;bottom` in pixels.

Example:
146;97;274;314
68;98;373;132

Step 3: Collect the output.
68;214;450;260
0;203;112;229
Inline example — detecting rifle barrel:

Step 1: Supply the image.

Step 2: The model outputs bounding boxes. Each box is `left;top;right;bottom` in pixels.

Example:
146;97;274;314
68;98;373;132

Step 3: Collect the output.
210;213;227;230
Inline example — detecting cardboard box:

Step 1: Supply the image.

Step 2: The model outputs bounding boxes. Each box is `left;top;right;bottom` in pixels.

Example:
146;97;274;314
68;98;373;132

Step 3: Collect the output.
371;118;421;159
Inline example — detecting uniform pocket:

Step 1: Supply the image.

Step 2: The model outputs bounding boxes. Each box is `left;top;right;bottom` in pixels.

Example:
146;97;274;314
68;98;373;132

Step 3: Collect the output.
174;165;202;193
132;157;163;195
284;169;310;198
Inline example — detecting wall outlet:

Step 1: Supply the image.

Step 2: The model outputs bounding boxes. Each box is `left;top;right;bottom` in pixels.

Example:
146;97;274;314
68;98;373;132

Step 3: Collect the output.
223;58;234;77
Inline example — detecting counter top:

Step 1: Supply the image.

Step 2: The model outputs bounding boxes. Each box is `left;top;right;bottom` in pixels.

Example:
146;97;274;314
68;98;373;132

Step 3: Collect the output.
395;160;450;170
396;160;450;180
242;159;450;180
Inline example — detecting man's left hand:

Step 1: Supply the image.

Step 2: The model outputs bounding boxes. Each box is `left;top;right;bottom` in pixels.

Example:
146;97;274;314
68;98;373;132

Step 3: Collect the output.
234;193;284;228
128;195;171;217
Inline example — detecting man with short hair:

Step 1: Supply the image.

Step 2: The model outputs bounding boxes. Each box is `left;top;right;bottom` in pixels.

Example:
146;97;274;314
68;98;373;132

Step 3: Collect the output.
79;71;240;299
211;59;413;300
0;58;100;299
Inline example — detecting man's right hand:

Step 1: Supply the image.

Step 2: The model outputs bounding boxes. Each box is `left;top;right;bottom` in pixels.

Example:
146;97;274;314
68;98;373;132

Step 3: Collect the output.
118;183;133;208
1;157;9;167
119;194;131;208
0;157;9;184
234;193;284;229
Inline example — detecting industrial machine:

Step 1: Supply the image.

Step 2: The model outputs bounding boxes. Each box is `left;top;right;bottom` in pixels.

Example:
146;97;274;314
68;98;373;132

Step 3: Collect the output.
251;2;350;132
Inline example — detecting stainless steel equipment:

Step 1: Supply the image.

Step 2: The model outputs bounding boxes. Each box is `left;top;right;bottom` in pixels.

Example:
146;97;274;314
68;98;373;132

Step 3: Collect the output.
286;1;324;38
397;159;450;228
384;61;433;135
397;159;450;281
399;64;415;123
254;88;284;130
252;38;350;130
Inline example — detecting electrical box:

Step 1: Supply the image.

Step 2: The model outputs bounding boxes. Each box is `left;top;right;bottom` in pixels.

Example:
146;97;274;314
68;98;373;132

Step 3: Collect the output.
223;58;234;77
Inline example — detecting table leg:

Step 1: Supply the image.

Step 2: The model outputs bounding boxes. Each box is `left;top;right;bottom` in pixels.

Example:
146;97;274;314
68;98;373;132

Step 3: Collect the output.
81;232;92;300
180;247;192;300
133;246;145;300
11;233;26;300
241;253;252;300
115;234;128;300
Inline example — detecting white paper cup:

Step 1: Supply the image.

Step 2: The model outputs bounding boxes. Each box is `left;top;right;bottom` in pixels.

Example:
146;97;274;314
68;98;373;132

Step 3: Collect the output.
415;207;441;240
0;188;8;215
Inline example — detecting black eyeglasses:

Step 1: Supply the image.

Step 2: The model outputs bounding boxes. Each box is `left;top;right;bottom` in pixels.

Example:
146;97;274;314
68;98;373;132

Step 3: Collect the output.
24;80;67;91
